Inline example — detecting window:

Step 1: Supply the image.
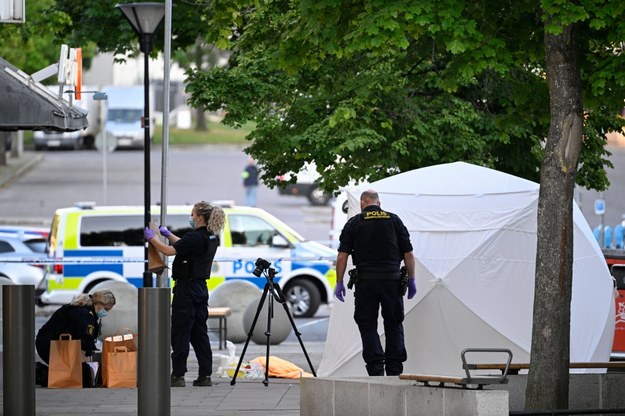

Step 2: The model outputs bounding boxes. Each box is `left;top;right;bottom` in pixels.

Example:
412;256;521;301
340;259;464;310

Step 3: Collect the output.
0;240;15;253
228;215;277;247
79;214;200;247
80;216;144;247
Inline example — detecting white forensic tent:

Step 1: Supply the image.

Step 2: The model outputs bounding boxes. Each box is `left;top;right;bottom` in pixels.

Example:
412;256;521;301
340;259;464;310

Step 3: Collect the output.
318;162;615;377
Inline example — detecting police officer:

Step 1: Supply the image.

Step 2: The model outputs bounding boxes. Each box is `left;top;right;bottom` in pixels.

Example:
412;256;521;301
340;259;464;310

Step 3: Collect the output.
145;201;226;387
334;190;417;376
36;289;117;364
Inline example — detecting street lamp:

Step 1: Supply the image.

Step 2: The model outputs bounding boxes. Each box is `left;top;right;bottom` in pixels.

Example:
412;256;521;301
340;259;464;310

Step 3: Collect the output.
116;2;165;288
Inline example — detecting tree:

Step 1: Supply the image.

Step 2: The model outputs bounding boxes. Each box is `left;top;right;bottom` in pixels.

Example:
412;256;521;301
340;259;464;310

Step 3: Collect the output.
183;1;625;410
173;38;230;131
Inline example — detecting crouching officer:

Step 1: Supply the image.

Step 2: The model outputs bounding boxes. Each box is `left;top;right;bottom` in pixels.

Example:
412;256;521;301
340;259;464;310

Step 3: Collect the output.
334;190;417;376
146;201;226;387
35;289;116;386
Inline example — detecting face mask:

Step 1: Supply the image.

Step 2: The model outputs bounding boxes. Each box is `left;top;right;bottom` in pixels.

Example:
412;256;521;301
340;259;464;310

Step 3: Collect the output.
96;309;108;318
188;217;196;229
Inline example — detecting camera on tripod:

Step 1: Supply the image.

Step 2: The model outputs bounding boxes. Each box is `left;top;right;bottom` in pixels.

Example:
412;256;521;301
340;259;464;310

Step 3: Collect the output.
252;257;274;277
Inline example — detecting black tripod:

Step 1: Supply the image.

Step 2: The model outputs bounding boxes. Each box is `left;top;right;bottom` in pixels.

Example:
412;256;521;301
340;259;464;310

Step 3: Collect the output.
230;259;317;386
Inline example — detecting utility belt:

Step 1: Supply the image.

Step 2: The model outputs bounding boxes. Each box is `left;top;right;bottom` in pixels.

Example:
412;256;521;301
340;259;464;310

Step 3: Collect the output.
347;268;401;289
172;276;208;283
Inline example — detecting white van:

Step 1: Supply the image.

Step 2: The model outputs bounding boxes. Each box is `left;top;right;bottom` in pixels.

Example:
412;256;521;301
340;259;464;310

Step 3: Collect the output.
102;86;150;150
42;203;337;317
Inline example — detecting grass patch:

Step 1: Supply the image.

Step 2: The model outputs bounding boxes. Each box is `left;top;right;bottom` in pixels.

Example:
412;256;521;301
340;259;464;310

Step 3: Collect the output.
154;121;254;145
20;121;255;148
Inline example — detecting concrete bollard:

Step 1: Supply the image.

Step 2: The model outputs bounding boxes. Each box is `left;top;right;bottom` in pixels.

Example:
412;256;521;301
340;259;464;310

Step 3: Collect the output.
209;280;261;342
89;280;139;337
243;297;292;345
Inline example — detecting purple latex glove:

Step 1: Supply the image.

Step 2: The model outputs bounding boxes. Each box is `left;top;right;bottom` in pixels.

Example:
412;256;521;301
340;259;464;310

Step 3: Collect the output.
407;279;417;300
159;226;171;237
334;281;346;302
144;227;155;240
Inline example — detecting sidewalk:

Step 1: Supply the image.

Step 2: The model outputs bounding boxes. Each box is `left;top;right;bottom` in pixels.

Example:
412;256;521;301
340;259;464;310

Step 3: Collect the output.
0;150;42;189
1;340;325;415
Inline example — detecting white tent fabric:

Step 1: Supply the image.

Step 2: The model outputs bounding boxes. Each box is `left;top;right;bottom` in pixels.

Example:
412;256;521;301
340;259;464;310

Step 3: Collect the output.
318;162;615;377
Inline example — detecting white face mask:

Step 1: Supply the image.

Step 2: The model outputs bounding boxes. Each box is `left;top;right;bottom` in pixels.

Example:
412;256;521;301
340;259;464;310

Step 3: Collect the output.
188;217;196;228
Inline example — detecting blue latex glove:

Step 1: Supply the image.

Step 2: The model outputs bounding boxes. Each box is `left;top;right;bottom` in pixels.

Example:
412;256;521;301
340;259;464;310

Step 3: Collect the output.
144;227;155;240
407;279;417;300
159;226;171;237
334;281;346;302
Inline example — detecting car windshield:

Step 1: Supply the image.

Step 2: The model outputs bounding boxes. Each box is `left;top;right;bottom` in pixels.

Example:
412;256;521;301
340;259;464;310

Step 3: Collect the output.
108;109;142;123
24;238;46;253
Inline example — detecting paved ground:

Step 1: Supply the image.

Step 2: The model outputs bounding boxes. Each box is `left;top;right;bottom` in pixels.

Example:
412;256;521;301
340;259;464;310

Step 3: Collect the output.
1;340;325;415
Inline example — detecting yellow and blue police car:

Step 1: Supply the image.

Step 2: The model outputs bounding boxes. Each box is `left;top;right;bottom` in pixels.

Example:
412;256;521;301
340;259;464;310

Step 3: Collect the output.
41;202;336;317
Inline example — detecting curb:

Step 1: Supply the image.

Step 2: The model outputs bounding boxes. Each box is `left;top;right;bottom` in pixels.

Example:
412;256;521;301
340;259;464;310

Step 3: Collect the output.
0;152;42;189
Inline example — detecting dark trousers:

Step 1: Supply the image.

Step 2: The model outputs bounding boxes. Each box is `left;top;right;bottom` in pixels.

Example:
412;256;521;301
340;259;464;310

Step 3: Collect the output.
35;335;51;364
354;279;407;376
171;280;213;377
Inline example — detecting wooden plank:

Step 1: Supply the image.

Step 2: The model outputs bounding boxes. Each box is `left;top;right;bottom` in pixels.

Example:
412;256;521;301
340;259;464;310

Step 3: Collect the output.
208;307;232;317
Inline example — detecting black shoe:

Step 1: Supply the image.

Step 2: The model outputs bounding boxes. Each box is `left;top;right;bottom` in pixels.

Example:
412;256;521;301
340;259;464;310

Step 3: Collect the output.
171;375;185;387
192;376;212;386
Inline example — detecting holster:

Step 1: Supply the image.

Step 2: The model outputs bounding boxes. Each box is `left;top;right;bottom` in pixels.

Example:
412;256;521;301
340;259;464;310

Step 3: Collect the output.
347;268;359;290
400;266;409;296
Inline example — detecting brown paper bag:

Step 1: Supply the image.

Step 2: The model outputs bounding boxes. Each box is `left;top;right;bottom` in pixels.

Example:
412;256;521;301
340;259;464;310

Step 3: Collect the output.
105;346;137;388
102;333;138;387
148;241;167;274
48;333;83;389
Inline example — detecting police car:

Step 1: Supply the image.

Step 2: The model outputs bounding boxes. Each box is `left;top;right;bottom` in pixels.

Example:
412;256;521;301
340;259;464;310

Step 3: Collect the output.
40;203;336;317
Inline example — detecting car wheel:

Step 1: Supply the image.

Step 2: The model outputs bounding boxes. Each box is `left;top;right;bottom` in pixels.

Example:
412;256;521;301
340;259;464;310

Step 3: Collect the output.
284;278;321;318
308;186;331;206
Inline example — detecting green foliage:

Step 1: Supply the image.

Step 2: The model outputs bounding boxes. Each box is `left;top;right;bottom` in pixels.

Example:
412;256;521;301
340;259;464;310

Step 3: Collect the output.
13;0;621;193
0;0;75;74
182;0;622;193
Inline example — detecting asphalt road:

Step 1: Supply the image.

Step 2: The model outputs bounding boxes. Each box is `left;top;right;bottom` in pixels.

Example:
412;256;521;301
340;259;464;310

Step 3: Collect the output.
0;145;334;242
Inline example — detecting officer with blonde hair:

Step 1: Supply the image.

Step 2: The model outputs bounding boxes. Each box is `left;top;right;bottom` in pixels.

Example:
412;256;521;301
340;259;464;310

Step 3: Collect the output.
36;289;116;365
145;201;226;387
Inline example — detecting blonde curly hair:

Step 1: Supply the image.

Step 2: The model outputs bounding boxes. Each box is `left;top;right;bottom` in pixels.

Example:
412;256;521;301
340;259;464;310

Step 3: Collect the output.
194;201;226;234
71;289;116;308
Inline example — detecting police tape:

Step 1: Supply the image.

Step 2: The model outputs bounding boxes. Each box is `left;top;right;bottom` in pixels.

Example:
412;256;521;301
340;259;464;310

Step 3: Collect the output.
0;255;337;264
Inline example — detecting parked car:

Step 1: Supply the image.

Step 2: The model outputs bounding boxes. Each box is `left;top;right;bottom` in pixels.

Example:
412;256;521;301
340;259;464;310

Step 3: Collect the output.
0;235;48;298
277;163;333;206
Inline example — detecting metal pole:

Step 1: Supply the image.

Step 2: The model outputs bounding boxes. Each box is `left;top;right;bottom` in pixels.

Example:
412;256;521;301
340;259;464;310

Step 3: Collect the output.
138;288;171;416
158;0;173;288
143;34;153;288
102;130;108;204
3;285;35;416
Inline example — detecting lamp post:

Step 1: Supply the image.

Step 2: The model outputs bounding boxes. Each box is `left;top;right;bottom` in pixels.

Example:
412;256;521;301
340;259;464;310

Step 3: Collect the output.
116;2;165;288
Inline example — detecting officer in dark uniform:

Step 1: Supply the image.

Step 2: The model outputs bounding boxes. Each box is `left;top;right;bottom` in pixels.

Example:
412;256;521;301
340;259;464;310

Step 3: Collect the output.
334;190;417;376
36;289;116;364
145;201;226;387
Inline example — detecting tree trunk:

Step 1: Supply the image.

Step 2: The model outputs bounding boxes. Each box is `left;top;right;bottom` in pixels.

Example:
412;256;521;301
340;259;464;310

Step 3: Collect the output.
525;23;583;411
195;107;207;131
